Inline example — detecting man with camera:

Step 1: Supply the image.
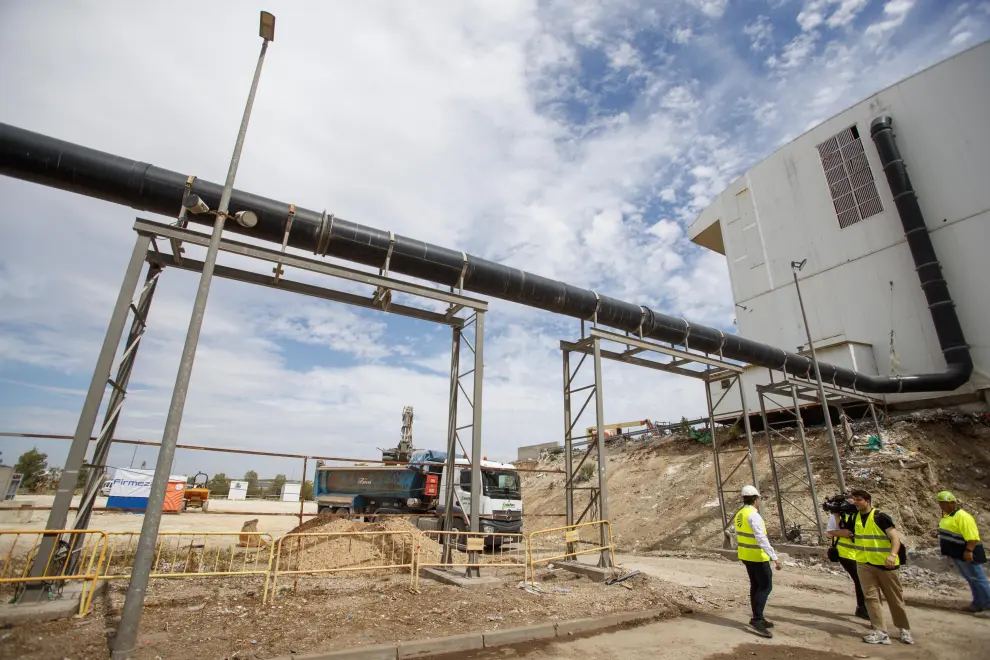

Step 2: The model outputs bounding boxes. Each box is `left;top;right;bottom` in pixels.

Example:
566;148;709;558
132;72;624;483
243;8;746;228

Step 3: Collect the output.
823;493;868;620
849;489;914;645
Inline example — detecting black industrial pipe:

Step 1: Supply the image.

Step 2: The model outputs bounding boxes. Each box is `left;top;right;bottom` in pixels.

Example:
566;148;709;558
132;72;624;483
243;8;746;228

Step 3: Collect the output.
869;115;972;391
0;120;971;394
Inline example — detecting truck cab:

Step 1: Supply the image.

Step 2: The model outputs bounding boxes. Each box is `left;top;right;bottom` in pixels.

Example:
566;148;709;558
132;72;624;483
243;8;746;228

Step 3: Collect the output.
440;457;523;537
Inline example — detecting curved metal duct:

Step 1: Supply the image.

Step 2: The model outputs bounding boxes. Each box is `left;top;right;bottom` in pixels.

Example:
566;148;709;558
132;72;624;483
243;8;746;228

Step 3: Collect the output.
0;120;971;394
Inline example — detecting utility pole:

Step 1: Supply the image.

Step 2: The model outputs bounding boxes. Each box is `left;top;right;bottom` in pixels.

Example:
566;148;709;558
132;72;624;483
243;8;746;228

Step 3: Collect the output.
111;12;276;659
791;260;846;494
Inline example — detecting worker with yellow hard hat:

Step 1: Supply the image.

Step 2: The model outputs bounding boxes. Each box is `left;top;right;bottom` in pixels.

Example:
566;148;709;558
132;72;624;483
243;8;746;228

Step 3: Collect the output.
734;485;781;639
935;490;989;613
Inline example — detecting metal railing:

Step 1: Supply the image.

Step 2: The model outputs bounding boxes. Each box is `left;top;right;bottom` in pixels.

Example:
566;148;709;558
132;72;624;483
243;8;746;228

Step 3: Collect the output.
99;531;275;601
270;530;418;598
527;520;615;584
0;530;108;615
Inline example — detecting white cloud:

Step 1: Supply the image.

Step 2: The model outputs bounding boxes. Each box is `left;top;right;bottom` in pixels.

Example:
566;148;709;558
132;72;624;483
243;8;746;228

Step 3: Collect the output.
689;0;730;18
672;26;694;44
797;0;872;32
865;0;916;39
767;32;819;69
744;16;774;51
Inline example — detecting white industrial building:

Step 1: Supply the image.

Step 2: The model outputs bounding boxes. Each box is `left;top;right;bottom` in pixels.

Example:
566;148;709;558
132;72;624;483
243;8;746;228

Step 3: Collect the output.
688;41;990;419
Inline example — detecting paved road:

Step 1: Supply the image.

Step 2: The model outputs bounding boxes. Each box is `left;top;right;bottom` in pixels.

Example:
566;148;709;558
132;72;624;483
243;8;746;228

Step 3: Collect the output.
463;554;990;660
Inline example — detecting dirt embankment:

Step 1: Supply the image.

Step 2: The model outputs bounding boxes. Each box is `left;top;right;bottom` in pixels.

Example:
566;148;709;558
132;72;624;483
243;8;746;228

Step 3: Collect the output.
521;414;990;553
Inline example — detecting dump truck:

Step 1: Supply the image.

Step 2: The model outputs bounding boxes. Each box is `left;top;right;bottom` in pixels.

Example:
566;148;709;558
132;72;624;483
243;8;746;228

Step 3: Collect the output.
313;449;523;543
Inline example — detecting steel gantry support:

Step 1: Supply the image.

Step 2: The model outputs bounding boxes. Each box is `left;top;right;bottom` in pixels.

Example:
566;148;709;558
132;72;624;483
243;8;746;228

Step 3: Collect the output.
757;372;884;544
30;216;491;608
560;327;757;562
439;307;486;577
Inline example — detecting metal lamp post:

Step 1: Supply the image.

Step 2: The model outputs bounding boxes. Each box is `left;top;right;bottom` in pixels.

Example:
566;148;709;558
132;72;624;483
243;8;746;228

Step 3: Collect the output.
791;259;846;494
111;12;275;659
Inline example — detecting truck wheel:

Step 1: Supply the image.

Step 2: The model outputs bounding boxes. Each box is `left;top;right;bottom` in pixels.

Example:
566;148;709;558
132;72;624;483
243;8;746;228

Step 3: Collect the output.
331;507;351;519
318;506;332;516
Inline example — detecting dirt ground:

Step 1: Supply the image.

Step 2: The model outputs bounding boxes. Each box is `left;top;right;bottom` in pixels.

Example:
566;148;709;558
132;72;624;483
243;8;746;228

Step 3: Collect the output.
456;554;990;660
2;567;683;659
521;415;990;552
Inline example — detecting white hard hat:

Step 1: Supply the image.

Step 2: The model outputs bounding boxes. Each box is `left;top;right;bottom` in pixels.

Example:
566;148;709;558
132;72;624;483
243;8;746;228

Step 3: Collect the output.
741;485;760;497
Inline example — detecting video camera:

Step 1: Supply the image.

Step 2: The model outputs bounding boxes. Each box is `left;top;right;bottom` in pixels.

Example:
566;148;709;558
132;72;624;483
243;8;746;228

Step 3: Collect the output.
822;493;858;515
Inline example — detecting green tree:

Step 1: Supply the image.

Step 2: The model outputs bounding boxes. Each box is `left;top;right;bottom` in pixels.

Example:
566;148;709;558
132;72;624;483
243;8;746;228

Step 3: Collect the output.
244;470;261;498
208;472;230;497
301;480;314;501
15;448;48;491
271;473;287;498
75;465;92;493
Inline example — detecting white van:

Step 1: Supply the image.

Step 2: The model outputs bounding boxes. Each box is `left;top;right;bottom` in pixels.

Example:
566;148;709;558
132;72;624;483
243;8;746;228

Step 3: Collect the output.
100;479;113;497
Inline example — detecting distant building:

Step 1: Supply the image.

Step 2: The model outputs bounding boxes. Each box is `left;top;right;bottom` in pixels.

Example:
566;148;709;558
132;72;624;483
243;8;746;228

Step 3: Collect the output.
688;42;990;418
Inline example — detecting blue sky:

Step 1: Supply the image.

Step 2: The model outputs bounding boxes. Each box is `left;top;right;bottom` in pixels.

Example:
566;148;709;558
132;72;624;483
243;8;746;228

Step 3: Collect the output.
0;0;986;480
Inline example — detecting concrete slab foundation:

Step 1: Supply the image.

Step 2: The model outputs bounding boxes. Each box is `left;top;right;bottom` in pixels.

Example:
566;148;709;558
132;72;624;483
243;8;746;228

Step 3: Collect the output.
418;567;502;588
556;561;614;583
0;581;104;625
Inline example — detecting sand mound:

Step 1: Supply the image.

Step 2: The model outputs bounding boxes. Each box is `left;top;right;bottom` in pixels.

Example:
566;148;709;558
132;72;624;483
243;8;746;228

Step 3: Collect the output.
278;517;444;571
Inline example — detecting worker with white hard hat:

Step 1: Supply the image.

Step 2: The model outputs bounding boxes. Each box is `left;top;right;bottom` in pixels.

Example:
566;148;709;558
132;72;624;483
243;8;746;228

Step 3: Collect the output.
734;485;781;638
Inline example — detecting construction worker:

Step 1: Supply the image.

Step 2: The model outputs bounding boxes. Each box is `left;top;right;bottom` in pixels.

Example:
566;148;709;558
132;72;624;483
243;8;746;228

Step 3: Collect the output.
825;495;869;619
735;485;781;638
935;491;989;612
850;489;914;645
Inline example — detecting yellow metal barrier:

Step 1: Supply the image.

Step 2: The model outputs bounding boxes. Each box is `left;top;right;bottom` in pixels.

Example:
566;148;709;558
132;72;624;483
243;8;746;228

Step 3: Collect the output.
0;529;108;616
527;520;615;585
100;531;275;601
271;531;417;598
415;530;528;585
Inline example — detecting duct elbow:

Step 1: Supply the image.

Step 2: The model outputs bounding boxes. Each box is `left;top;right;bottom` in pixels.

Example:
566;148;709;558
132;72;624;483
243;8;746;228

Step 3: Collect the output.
870;115;893;137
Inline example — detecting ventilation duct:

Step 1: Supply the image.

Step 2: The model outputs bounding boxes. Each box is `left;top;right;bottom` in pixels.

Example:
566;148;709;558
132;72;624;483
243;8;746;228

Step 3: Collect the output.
0;120;971;394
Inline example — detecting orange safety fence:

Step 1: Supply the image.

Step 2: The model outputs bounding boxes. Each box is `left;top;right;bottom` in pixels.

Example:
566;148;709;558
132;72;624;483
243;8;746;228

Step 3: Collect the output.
0;529;108;616
99;531;275;602
270;530;418;598
527;520;615;585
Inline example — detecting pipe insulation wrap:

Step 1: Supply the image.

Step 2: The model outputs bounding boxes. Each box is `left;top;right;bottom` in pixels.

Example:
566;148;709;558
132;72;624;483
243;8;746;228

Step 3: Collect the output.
0;120;971;394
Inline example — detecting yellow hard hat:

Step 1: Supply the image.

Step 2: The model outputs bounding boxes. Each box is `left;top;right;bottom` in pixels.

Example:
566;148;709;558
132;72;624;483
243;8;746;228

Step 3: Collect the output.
935;490;957;503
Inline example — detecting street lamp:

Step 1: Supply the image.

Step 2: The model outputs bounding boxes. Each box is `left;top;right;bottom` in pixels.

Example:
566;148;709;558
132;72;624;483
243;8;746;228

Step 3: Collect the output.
791;259;846;493
111;12;276;659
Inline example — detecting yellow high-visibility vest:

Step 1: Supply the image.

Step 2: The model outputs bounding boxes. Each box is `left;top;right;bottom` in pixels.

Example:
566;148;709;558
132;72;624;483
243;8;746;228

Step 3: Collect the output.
939;507;985;561
836;514;861;561
854;509;899;567
735;505;770;562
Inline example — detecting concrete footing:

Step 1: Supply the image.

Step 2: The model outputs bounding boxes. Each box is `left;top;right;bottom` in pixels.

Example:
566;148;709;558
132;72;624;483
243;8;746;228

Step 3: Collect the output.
0;581;105;625
418;567;503;588
556;561;613;583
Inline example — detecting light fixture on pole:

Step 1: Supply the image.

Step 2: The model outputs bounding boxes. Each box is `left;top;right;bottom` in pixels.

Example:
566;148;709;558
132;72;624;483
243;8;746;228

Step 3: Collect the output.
111;11;276;659
791;258;846;493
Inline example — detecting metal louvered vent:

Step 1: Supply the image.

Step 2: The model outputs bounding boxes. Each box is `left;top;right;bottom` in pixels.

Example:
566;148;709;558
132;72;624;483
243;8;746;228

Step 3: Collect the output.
816;125;883;229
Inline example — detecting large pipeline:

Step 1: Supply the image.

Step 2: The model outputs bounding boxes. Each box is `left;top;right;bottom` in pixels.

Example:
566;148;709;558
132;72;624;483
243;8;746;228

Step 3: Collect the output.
0;120;971;394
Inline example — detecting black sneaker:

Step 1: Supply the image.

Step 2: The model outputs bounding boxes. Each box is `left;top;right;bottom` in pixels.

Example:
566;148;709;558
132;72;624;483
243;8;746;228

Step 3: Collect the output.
747;621;773;638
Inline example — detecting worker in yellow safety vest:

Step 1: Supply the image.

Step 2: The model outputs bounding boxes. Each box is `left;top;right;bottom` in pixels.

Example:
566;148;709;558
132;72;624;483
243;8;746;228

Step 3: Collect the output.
935;491;989;613
850;489;914;645
825;494;868;619
734;485;781;639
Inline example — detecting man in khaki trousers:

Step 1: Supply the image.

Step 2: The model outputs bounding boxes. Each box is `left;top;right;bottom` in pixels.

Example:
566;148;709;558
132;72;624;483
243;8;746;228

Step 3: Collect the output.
850;489;914;645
